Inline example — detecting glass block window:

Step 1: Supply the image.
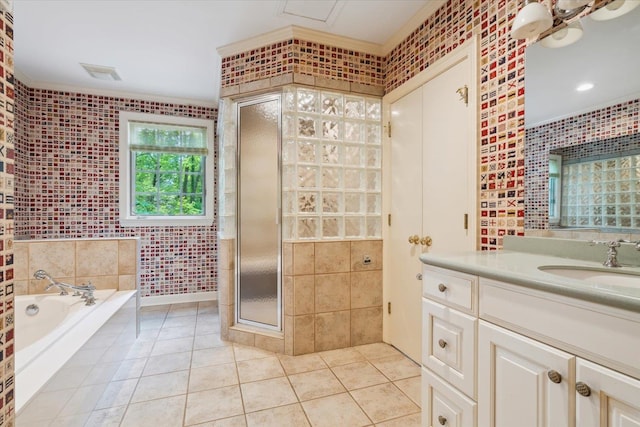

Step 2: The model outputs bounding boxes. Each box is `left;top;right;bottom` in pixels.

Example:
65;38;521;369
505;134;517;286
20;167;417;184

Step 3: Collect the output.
561;154;640;229
282;87;382;240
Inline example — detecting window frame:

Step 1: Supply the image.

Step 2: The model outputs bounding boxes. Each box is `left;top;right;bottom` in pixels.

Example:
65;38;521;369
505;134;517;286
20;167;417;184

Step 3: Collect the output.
119;111;214;227
548;153;562;226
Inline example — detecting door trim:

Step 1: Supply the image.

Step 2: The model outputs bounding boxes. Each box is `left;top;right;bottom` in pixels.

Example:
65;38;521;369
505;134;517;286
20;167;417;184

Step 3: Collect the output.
381;36;479;343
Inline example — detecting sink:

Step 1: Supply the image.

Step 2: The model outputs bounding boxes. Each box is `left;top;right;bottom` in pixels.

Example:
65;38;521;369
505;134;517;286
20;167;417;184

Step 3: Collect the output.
538;266;640;287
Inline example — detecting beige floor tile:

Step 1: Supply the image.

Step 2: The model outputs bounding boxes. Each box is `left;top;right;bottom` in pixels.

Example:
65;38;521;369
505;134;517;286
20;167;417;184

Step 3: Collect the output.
167;303;199;317
184;385;245;425
120;395;186;427
84;406;127;427
194;333;231;350
394;377;421;407
278;353;328;375
49;413;90;427
236;356;285;383
370;354;421;381
350;383;420;423
301;393;371;427
192;346;235;368
319;347;366;367
190;415;247;426
94;379;138;409
157;324;196;341
125;340;155;359
162;315;198;329
233;344;275;362
189;363;239;393
289;368;346;401
130;370;189;403
59;383;108;417
16;388;76;424
240;377;298;413
142;351;192;376
196;321;221;335
112;358;147;381
375;412;421;426
151;336;194;356
331;361;388;390
245;403;310;427
354;343;401;361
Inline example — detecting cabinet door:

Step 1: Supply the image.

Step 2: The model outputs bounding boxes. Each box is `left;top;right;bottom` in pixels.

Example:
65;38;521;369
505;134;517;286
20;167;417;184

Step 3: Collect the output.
478;321;575;427
422;367;477;427
576;358;640;427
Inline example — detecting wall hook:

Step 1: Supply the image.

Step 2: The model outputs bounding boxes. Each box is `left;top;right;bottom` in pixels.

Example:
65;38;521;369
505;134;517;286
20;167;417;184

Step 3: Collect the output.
456;85;468;106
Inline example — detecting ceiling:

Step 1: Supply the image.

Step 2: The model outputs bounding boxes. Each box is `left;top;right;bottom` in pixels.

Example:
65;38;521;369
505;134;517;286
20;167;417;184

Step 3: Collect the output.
13;0;439;106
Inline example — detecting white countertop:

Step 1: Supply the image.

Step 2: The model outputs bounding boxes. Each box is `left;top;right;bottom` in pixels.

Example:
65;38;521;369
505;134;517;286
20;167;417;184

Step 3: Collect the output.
420;250;640;313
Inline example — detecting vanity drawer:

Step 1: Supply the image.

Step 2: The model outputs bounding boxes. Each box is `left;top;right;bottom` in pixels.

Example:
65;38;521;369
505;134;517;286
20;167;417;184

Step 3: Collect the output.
423;265;478;314
422;366;477;427
422;298;477;399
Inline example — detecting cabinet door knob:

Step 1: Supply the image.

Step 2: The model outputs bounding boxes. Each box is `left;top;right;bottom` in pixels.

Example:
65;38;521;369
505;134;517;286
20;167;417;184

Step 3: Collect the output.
547;370;562;384
438;339;447;348
438;283;447;292
408;235;420;244
420;236;433;246
438;415;447;425
576;382;591;397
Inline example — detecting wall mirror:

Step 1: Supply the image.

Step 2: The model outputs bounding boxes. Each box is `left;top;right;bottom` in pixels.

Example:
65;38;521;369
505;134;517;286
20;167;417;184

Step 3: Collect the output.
524;4;640;231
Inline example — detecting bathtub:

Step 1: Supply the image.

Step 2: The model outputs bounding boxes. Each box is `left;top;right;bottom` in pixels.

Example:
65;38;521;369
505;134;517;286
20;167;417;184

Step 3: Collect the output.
15;289;138;414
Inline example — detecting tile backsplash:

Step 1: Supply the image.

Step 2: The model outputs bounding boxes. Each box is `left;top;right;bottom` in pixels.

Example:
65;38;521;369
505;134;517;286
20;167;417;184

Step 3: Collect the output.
14;237;139;295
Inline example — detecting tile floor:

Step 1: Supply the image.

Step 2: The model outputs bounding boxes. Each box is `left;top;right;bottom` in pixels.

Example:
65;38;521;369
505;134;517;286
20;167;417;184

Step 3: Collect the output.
27;301;423;427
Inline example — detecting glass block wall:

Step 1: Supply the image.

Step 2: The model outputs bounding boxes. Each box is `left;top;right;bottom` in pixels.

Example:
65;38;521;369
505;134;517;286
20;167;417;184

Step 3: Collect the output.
218;87;382;241
281;87;382;240
561;154;640;229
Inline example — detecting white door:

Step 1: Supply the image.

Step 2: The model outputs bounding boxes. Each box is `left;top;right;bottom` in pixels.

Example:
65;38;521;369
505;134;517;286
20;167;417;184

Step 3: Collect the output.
385;42;477;362
478;321;574;427
576;358;640;427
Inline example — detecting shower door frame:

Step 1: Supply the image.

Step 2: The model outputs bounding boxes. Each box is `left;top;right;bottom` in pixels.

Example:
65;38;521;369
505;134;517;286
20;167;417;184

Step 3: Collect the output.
235;93;283;332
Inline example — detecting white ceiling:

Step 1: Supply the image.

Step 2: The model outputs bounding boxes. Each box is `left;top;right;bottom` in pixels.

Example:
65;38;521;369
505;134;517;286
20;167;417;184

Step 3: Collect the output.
13;0;439;106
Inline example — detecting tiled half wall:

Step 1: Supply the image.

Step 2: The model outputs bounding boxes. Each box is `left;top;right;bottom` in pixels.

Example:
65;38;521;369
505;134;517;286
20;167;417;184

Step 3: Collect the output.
13;237;139;295
218;239;382;355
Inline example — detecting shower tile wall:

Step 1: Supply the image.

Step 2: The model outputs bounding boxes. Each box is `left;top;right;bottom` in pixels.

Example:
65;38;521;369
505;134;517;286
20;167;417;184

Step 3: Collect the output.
525;99;640;230
14;83;217;297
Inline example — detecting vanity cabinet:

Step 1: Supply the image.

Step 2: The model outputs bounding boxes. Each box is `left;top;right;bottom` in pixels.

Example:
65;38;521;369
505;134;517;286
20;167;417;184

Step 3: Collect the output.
421;264;640;427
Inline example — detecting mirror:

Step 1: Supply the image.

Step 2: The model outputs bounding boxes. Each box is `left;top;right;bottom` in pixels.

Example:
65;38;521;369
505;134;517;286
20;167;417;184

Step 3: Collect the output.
524;5;640;231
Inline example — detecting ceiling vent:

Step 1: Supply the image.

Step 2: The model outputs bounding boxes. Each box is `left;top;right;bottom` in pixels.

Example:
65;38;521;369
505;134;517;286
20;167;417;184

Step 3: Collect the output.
277;0;345;26
80;63;122;81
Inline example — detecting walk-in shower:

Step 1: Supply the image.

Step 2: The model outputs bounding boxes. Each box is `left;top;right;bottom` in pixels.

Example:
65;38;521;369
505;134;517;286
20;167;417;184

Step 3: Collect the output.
236;95;282;330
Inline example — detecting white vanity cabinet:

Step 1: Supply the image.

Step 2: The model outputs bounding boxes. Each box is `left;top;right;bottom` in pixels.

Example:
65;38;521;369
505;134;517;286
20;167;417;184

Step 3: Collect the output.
421;263;640;427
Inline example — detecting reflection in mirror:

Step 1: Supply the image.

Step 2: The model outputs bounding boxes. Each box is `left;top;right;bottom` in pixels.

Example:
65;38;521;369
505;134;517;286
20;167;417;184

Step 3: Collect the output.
524;4;640;232
548;134;640;230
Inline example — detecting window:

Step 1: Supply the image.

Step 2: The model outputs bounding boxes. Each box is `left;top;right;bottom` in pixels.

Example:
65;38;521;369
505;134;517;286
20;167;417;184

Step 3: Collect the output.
119;111;214;226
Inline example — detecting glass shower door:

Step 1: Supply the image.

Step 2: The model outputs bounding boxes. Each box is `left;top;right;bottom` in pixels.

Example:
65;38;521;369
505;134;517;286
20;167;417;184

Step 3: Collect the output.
236;95;281;330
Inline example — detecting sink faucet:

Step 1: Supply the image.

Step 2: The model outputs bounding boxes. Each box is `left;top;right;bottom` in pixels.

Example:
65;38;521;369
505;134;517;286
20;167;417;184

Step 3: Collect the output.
589;240;622;267
33;270;96;305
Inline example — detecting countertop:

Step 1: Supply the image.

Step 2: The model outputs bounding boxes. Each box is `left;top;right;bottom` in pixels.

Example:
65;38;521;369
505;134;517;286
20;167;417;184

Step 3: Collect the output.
419;250;640;313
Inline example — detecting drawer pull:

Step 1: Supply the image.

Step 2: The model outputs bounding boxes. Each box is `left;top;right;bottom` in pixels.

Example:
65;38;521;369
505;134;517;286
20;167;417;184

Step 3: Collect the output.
547;370;562;384
438;283;447;292
438;339;447;349
438;415;447;425
416;273;423;280
576;382;591;397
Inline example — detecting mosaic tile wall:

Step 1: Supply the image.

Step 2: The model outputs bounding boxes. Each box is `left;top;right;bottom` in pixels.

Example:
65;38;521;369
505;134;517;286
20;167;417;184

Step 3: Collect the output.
221;39;385;88
0;8;15;426
525;99;640;229
14;83;218;297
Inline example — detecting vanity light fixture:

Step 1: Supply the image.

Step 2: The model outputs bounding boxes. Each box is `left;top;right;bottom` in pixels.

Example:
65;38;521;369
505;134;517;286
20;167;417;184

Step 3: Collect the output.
540;21;584;48
510;0;554;40
576;82;594;92
80;63;122;81
589;0;640;21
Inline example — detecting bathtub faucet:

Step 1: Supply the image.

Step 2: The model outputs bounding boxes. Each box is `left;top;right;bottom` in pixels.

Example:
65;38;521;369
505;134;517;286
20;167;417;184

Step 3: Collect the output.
34;270;96;305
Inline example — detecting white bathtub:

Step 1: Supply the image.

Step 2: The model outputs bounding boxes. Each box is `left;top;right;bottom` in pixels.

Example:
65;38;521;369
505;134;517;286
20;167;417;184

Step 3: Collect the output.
15;289;137;414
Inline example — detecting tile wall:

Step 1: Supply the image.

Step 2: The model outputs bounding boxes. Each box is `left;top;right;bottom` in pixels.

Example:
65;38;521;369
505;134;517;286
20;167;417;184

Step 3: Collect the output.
525;99;640;230
13;237;138;295
0;8;15;426
14;83;218;297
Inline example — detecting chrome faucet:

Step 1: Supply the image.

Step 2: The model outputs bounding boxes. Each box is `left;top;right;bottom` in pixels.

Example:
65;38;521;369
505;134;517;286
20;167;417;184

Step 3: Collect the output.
589;240;622;267
34;270;96;305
